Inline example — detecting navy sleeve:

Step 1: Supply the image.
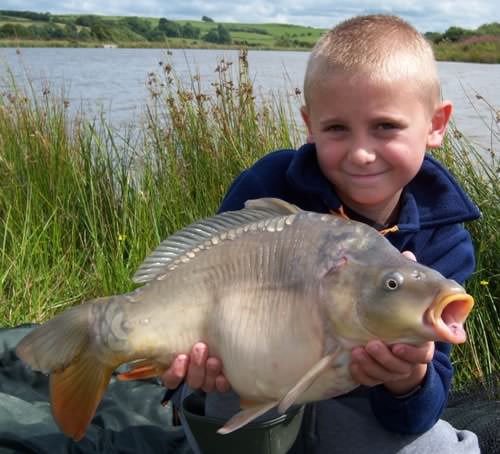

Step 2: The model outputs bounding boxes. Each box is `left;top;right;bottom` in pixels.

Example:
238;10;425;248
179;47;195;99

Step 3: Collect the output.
369;343;453;433
369;224;476;433
415;224;476;285
218;169;269;212
218;149;299;213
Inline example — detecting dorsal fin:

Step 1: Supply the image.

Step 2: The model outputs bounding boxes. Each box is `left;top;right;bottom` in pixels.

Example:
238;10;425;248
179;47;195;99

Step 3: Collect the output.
243;198;301;214
132;198;302;284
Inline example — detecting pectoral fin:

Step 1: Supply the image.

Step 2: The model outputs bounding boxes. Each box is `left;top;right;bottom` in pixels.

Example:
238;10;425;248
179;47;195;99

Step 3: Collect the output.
277;352;339;414
217;401;278;435
218;351;340;435
116;359;164;381
239;398;261;410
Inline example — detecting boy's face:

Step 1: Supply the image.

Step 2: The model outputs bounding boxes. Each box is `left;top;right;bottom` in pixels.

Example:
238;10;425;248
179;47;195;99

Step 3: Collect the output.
301;75;451;224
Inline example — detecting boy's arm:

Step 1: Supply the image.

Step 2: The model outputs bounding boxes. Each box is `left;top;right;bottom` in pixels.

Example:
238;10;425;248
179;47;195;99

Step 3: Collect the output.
368;342;453;433
368;224;476;434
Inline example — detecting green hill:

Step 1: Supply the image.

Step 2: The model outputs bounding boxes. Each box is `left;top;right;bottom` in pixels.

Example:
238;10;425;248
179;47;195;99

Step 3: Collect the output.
0;11;325;50
0;10;498;62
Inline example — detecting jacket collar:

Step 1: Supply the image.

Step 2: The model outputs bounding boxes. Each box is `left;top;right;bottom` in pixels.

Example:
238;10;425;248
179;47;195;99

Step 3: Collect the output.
287;143;480;231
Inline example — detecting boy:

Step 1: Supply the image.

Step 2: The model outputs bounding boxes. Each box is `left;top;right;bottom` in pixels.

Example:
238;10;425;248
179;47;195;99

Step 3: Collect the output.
162;15;481;453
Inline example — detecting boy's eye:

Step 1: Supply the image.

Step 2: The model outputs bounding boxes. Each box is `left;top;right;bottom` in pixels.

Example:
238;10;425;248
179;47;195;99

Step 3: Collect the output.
376;122;398;130
327;124;347;132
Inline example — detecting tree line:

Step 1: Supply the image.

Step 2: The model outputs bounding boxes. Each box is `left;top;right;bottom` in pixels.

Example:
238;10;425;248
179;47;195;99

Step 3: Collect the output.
0;11;232;44
1;10;498;48
424;22;500;43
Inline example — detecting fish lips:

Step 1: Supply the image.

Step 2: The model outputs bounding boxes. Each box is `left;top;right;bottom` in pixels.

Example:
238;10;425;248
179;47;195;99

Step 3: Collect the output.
424;290;474;344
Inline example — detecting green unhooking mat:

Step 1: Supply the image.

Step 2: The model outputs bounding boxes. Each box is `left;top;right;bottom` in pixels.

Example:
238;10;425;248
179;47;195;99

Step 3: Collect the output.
0;325;190;454
0;325;498;453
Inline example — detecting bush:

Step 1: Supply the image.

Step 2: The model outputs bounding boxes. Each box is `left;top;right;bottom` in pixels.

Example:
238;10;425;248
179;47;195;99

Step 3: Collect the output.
203;24;231;44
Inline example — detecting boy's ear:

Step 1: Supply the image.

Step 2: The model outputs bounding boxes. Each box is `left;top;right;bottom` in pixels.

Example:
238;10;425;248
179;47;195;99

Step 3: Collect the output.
427;100;453;148
300;106;314;144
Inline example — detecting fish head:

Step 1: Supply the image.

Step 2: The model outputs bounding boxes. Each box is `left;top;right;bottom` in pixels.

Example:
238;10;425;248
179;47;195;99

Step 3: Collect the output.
355;260;474;345
320;239;474;346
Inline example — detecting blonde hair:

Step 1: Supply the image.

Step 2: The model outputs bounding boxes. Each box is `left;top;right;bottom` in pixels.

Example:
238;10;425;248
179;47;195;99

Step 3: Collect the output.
303;15;440;110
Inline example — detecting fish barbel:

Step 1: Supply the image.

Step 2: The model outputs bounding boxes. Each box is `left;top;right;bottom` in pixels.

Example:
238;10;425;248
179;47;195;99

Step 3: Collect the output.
16;198;474;440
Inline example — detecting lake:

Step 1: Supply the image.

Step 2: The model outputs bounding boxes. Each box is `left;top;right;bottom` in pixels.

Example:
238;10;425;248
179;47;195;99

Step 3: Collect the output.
1;47;499;152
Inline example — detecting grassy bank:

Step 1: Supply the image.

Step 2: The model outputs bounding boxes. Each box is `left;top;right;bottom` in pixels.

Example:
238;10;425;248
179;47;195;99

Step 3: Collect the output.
431;129;499;384
0;51;498;388
0;38;298;50
434;38;500;64
2;37;500;62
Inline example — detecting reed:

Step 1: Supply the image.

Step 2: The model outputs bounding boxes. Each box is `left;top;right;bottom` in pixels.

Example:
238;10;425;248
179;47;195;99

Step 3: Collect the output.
433;40;500;64
0;51;497;388
431;111;499;386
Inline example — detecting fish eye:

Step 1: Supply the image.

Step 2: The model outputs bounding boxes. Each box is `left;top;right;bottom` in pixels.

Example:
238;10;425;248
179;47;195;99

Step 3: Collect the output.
383;272;404;291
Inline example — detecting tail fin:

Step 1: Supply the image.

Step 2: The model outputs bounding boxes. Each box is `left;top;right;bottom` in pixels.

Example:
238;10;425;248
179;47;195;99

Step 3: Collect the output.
16;303;115;441
50;350;114;440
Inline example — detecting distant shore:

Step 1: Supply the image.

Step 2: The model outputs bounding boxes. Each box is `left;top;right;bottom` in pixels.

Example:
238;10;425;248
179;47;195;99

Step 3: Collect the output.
2;39;499;64
0;39;306;51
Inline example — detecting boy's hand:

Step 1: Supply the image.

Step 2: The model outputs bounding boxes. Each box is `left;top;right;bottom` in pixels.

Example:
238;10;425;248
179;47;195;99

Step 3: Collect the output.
350;340;434;395
161;342;231;393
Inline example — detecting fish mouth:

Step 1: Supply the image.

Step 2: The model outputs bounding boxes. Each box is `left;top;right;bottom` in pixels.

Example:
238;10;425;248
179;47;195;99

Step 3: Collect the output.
425;292;474;344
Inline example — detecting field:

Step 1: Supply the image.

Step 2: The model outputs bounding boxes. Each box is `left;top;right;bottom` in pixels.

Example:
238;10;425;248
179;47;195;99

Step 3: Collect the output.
0;12;325;50
1;11;499;62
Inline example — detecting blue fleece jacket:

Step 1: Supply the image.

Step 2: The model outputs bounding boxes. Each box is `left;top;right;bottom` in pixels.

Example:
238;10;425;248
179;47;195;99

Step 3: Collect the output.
218;143;481;434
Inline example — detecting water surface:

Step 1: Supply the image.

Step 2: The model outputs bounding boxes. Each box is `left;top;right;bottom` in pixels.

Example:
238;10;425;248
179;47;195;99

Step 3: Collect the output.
1;48;498;151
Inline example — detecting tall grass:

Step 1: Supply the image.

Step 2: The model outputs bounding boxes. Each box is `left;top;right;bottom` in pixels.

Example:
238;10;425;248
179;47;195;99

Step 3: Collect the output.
0;50;497;388
0;50;301;323
433;40;500;64
432;114;499;385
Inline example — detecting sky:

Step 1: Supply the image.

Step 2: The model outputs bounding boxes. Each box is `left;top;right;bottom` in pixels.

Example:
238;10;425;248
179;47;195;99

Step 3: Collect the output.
2;1;499;33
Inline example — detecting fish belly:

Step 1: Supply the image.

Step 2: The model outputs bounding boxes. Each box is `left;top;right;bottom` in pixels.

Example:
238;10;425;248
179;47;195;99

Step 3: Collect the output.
203;283;327;402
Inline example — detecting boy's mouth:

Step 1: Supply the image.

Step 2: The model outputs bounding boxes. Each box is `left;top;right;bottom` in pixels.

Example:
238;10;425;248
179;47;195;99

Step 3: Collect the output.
347;169;387;177
347;171;388;181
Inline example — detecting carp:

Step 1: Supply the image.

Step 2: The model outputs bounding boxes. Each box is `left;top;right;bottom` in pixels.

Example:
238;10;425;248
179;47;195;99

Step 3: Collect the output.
16;198;474;440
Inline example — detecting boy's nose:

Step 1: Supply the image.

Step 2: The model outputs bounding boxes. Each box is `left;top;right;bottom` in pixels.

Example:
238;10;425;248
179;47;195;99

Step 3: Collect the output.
348;144;377;165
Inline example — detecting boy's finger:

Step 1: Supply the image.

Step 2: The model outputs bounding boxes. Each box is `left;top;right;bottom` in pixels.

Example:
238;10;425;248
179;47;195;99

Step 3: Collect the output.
354;353;409;384
391;343;434;364
365;342;412;375
402;250;417;261
202;357;222;392
215;375;232;393
162;354;189;389
350;363;383;387
186;342;208;389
